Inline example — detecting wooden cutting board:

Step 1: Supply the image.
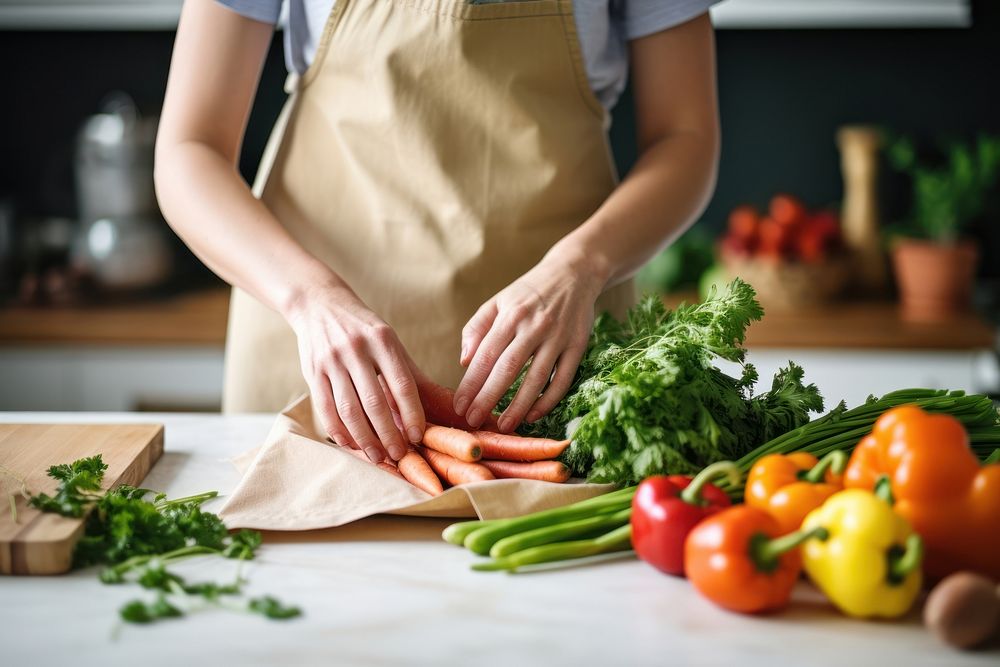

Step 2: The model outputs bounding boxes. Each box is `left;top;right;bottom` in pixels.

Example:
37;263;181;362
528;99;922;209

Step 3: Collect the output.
0;423;163;575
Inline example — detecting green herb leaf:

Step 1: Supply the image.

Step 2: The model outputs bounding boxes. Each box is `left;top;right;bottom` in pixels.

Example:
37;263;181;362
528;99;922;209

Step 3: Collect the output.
28;454;109;518
119;594;183;624
248;596;302;620
223;529;263;560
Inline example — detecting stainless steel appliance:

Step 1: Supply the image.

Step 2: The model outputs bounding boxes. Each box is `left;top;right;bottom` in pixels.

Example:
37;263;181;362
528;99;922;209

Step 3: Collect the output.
72;93;171;290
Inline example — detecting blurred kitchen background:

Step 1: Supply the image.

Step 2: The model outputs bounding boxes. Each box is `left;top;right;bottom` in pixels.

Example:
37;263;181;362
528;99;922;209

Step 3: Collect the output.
1;0;998;412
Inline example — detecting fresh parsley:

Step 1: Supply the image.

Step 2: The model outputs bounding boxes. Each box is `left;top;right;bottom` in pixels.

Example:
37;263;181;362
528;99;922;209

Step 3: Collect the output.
29;455;301;625
28;455;108;517
503;279;824;484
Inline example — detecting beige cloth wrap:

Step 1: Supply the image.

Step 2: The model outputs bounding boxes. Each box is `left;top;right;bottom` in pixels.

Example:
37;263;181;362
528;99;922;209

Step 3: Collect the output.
218;394;613;529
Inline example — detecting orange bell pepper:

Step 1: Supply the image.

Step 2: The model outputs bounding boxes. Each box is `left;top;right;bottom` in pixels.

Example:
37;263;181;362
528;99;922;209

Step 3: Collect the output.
844;405;1000;579
746;450;845;534
685;505;827;614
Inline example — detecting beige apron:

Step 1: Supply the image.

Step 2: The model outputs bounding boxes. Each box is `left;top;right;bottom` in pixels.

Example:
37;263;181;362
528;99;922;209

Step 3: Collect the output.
223;0;635;413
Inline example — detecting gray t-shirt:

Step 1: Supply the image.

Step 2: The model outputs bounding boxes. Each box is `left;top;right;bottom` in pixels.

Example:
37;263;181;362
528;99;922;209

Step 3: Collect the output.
216;0;717;110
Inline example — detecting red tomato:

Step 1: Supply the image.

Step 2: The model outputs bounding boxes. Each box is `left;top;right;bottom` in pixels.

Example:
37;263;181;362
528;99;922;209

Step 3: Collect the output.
757;216;793;259
769;194;807;228
727;205;761;241
796;229;828;263
719;234;753;259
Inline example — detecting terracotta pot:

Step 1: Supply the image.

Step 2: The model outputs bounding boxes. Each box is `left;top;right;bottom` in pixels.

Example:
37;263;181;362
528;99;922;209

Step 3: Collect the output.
891;239;978;322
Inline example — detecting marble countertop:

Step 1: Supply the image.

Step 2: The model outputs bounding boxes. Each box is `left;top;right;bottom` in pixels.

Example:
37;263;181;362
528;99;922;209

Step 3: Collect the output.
1;411;996;667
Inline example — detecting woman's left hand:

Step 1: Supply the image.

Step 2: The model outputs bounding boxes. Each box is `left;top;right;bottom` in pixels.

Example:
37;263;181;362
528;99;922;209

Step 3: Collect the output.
453;251;606;433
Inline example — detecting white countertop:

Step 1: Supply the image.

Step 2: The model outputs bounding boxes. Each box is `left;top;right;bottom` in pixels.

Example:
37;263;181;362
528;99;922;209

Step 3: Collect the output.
1;411;996;667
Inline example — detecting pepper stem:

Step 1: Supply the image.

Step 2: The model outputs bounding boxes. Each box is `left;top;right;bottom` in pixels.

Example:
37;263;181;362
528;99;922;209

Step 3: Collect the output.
874;475;895;505
887;533;923;584
750;526;829;573
679;461;743;506
802;451;847;484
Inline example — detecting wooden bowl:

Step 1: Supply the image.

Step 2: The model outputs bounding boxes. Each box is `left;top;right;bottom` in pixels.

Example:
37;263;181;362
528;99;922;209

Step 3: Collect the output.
721;254;850;312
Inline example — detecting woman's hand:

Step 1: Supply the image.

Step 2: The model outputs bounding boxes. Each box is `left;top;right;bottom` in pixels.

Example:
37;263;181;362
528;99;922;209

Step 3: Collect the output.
453;250;607;433
286;282;425;463
452;15;720;434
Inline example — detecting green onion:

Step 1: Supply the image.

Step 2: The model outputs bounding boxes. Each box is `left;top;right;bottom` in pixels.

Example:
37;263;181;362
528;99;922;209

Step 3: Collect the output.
462;488;634;556
472;524;633;572
489;507;632;558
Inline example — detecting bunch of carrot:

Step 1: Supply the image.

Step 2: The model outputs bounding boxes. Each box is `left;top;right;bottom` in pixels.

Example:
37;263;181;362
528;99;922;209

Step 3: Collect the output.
344;424;573;496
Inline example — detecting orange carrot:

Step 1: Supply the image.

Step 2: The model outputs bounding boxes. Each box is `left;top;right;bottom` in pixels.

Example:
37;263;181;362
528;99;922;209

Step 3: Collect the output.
343;446;402;475
420;447;494;486
417;377;499;431
472;431;570;462
479;459;571;483
398;448;444;496
376;461;406;479
422;424;482;462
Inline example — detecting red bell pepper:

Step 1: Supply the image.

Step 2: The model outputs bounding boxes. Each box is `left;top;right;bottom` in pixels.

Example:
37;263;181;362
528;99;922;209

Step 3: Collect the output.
631;461;741;577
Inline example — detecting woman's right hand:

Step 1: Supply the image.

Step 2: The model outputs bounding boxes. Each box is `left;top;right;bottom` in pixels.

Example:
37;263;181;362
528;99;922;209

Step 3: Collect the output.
285;282;425;464
154;1;428;458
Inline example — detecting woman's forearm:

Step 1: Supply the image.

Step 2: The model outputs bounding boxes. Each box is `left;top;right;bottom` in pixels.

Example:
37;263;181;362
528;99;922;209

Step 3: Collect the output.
154;140;343;320
551;125;719;290
550;12;720;292
156;0;427;458
155;0;341;323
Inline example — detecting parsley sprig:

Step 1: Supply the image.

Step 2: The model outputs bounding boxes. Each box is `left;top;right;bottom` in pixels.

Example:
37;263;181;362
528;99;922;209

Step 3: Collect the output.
28;455;108;517
29;455;300;625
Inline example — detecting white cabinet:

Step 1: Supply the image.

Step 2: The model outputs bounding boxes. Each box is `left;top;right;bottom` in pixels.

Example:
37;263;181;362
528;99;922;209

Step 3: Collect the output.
744;348;996;409
0;347;224;411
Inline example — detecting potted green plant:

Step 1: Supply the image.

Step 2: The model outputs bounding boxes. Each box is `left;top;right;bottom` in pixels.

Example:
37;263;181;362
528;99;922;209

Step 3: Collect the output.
888;134;1000;321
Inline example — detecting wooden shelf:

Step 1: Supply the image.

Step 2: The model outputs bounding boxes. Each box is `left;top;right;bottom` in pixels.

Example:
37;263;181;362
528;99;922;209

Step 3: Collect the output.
664;291;997;350
1;287;994;350
0;288;230;347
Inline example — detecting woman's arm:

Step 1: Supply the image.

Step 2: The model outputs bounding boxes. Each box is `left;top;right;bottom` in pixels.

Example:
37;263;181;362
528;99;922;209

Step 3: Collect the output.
156;0;425;461
454;13;720;432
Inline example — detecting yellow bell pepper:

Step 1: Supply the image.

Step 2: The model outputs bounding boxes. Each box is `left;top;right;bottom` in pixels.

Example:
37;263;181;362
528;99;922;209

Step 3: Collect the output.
801;489;923;619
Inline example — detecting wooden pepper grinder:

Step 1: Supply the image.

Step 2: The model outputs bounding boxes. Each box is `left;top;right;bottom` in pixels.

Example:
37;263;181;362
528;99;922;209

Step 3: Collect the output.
837;125;888;297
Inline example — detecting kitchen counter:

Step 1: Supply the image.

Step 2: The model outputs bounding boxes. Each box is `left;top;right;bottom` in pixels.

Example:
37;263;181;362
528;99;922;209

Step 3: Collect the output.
0;288;230;347
2;412;996;667
663;291;997;351
2;287;996;350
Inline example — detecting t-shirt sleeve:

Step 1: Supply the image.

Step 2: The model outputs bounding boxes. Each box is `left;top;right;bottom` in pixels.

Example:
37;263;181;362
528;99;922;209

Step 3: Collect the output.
215;0;282;25
624;0;719;41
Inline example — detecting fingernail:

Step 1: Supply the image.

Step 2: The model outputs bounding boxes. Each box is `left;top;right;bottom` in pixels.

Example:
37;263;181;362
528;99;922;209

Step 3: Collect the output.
526;411;540;423
460;343;468;361
497;417;512;433
364;447;382;463
389;444;406;460
467;408;483;428
454;396;469;415
407;426;423;444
